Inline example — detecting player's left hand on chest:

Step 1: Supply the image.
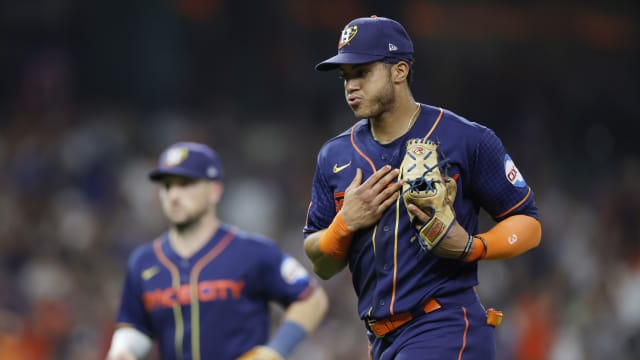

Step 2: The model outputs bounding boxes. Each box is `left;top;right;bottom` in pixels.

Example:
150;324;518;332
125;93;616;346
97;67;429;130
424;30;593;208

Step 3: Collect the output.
237;346;284;360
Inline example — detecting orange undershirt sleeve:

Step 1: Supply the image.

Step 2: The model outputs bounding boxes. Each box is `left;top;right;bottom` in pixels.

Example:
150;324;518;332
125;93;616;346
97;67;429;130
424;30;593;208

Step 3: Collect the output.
467;214;542;261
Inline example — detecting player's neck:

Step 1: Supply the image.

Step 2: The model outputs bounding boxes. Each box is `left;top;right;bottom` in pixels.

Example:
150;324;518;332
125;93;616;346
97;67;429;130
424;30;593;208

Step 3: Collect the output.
169;214;219;258
370;101;420;145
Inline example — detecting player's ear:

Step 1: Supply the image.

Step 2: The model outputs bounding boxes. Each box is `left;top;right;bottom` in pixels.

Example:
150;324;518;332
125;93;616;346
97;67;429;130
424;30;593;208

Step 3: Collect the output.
209;182;224;204
392;61;410;83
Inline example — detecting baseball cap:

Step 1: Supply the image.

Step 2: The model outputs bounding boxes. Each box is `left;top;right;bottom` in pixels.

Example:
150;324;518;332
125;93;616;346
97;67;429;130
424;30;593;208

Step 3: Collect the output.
148;142;224;182
315;15;414;71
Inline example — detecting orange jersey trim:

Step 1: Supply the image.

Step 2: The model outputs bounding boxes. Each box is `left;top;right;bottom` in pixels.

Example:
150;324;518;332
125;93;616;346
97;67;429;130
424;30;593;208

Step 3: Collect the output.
423;107;444;141
189;230;235;360
496;187;532;219
350;124;377;173
153;240;185;360
457;306;470;360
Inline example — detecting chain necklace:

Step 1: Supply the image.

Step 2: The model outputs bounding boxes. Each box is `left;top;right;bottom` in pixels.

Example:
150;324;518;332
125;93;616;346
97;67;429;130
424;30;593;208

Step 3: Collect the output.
371;102;421;143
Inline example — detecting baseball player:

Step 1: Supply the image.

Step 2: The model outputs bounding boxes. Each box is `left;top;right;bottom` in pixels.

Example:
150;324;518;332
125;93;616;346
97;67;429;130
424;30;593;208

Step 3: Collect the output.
106;142;328;360
303;16;542;359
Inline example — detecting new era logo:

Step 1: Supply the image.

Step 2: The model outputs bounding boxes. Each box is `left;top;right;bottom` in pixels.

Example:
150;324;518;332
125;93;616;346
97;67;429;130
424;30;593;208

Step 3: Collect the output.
389;43;398;51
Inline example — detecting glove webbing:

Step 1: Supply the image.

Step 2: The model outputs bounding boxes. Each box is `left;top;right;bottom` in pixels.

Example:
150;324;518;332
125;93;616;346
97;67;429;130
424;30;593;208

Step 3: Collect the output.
402;156;452;196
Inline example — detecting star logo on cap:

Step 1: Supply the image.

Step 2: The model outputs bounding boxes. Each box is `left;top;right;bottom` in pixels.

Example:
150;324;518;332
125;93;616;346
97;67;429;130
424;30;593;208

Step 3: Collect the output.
338;25;358;49
163;147;189;168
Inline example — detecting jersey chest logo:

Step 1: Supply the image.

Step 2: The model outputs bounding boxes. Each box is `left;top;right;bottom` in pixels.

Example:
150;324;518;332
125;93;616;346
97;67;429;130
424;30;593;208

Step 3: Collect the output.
142;280;245;311
333;161;351;173
141;266;160;280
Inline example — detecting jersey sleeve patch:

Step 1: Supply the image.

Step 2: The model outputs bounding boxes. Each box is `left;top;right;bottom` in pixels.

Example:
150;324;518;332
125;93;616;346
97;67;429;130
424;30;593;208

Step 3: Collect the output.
280;256;310;285
504;154;527;187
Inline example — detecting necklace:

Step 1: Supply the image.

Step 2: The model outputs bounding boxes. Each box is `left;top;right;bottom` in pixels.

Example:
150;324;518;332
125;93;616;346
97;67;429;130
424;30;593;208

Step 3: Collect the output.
371;102;421;143
405;102;421;131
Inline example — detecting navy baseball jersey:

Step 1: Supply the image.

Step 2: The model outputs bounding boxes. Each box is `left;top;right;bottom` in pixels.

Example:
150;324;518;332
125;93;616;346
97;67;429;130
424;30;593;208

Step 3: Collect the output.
116;223;316;360
304;104;538;320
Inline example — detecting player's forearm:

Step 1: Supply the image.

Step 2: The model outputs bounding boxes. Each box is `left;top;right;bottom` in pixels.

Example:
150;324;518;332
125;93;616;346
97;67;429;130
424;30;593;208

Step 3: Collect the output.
475;214;541;260
264;287;328;358
304;230;348;280
282;286;329;333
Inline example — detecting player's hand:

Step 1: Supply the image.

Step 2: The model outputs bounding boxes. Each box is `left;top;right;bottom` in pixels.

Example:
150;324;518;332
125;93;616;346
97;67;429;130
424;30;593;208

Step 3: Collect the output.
406;202;462;234
407;204;474;259
236;345;284;360
341;166;403;231
405;202;429;227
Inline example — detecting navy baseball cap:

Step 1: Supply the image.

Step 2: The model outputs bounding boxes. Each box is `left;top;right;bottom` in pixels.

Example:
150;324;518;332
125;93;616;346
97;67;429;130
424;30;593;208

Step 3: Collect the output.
315;16;414;71
149;142;224;182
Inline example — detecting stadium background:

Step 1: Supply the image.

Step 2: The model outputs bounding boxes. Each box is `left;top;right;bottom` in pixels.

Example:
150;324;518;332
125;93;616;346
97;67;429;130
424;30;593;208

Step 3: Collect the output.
0;1;638;359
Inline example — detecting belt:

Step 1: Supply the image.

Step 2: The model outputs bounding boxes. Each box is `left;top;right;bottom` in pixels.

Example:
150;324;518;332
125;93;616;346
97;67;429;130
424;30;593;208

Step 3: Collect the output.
366;298;442;338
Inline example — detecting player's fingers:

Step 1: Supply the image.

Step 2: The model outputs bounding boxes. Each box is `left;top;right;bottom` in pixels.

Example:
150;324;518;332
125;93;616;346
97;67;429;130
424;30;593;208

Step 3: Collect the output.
362;165;395;188
378;190;400;212
406;203;430;225
346;168;363;191
382;168;401;187
372;169;401;195
373;180;403;205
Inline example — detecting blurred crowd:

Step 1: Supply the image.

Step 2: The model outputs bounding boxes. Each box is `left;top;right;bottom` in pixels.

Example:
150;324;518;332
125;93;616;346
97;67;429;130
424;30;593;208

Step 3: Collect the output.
0;1;638;359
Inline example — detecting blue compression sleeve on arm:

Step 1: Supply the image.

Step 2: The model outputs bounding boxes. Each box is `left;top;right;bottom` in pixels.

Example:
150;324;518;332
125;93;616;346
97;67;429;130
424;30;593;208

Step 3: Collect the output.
267;320;308;357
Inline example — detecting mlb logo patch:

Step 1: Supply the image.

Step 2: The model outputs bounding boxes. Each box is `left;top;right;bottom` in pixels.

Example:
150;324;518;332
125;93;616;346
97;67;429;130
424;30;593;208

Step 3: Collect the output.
504;154;526;187
280;256;309;285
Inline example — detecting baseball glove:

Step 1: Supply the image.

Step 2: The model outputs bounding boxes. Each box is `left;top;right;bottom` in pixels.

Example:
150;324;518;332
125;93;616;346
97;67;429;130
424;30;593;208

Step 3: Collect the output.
401;138;457;254
236;346;284;360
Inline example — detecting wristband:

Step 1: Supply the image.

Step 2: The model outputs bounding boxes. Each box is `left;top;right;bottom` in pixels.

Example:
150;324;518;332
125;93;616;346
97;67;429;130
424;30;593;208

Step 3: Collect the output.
267;321;308;357
459;235;474;260
318;213;353;261
464;236;488;262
